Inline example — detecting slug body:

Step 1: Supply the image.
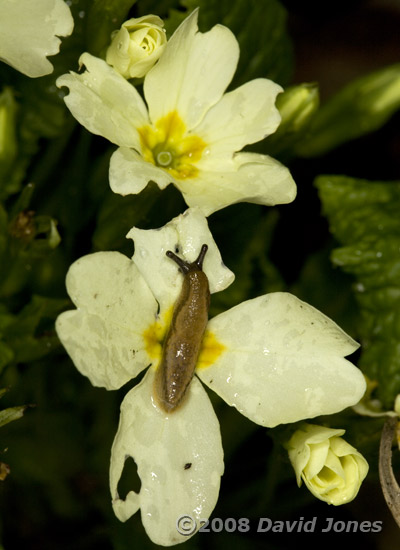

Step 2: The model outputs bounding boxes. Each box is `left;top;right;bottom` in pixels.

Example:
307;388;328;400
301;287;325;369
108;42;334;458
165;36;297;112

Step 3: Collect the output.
154;244;210;413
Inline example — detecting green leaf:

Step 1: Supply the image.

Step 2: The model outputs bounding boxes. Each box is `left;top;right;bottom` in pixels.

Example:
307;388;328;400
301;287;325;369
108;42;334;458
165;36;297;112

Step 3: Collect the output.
317;175;400;408
298;64;400;157
0;405;26;428
165;0;293;87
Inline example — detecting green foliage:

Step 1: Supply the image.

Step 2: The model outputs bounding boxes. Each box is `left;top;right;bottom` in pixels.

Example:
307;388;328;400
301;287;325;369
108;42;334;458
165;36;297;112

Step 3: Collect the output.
86;0;138;56
164;0;294;87
208;205;285;316
1;0;400;548
0;185;61;298
317;175;400;408
0;389;26;428
297;64;400;157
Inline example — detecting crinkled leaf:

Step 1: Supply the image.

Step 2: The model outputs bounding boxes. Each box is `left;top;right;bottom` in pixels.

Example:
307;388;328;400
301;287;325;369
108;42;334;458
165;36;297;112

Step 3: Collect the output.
317;175;400;407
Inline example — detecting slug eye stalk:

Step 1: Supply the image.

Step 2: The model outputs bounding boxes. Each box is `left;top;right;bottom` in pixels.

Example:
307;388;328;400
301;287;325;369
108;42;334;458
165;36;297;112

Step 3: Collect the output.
166;244;208;274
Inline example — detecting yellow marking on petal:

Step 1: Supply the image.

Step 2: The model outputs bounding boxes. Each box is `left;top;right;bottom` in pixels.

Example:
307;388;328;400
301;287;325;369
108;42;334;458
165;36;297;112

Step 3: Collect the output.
138;111;207;180
143;306;173;365
143;310;225;372
197;331;226;369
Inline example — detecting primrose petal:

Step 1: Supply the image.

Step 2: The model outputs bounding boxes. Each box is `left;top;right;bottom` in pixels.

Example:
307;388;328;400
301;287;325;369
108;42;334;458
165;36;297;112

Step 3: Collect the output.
109;146;175;195
127;208;234;311
56;251;158;389
0;0;74;77
195;78;283;156
177;152;296;216
197;292;365;427
57;54;149;148
144;9;239;129
110;368;224;546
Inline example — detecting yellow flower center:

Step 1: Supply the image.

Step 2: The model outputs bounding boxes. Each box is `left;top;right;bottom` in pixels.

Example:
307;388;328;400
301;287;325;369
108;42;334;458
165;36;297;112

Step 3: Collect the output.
138;111;207;180
143;307;225;368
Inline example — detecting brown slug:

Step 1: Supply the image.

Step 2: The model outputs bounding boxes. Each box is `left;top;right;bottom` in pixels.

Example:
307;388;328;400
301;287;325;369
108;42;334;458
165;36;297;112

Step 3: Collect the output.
154;244;210;413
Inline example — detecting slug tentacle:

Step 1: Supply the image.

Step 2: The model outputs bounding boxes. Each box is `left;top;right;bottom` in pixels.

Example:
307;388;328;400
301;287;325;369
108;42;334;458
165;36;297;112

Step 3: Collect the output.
154;244;210;413
166;243;208;273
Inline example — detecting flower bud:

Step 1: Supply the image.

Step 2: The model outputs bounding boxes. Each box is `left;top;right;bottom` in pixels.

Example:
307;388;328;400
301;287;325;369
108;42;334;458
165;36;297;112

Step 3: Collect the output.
297;64;400;157
265;83;319;157
106;15;167;79
276;83;319;134
286;423;369;505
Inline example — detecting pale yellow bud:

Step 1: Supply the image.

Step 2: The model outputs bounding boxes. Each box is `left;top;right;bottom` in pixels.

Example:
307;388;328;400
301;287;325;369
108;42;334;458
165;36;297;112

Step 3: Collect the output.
106;15;166;79
287;423;369;505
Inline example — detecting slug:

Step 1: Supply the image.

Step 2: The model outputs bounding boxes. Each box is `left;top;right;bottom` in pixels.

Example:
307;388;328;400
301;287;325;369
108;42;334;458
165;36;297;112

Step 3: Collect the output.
154;244;210;413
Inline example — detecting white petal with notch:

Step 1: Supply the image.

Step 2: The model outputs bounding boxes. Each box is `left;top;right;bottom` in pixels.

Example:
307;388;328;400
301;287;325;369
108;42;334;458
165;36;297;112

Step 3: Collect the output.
56;252;157;389
110;368;224;546
127;208;234;312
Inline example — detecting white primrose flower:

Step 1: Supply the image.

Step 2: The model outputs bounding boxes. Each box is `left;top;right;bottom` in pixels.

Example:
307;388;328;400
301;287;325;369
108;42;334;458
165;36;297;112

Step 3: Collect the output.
56;10;296;216
287;423;369;505
106;15;167;79
0;0;74;78
56;208;366;546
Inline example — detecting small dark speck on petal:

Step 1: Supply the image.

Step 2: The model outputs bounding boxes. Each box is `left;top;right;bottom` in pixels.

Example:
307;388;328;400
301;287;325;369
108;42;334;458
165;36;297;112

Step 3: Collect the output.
184;463;192;470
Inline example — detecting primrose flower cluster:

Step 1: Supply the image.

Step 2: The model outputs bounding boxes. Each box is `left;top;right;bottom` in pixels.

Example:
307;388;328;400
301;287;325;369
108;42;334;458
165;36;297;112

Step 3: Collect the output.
53;7;368;547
